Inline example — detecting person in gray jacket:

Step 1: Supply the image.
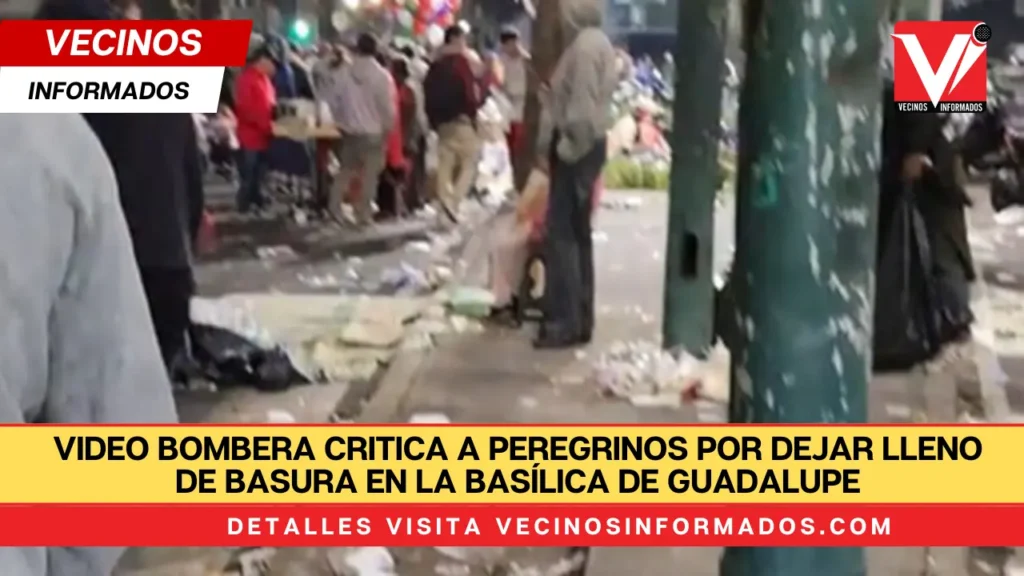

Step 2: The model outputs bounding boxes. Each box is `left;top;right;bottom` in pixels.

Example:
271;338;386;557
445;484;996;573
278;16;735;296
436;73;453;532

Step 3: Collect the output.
534;0;618;349
0;114;178;576
325;32;396;226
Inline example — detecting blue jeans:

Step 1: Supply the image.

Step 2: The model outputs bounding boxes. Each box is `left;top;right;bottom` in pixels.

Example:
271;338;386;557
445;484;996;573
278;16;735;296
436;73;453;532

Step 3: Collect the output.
236;148;266;211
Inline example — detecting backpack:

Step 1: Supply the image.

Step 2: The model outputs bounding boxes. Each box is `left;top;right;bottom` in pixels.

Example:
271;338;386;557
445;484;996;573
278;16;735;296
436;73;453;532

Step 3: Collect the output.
424;55;473;129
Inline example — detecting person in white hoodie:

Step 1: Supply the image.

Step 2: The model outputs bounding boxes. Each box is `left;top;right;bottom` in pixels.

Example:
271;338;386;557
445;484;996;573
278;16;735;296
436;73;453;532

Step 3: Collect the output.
326;32;396;225
0;113;178;576
533;0;618;349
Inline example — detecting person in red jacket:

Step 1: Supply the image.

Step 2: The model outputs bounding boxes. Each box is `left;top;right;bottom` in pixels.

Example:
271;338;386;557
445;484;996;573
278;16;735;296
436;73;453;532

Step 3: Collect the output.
374;52;407;220
233;46;277;213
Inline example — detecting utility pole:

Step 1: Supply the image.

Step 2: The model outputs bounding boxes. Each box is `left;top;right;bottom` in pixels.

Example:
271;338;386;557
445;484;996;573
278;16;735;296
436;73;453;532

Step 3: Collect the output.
660;0;727;354
720;0;888;573
518;0;565;190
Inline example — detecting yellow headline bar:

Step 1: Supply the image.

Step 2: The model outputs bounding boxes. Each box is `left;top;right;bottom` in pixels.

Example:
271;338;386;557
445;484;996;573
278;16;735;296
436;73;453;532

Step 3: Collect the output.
1;426;1016;503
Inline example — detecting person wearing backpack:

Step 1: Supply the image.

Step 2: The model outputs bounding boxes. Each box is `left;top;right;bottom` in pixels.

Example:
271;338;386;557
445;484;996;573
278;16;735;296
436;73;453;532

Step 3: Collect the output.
423;25;482;225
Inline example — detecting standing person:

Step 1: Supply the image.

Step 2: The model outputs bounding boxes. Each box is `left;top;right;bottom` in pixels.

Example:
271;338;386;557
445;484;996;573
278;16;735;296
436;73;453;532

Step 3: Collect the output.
395;56;426;211
533;0;618;349
423;24;482;225
378;56;425;218
39;0;209;377
398;47;430;209
234;45;278;214
81;112;206;375
497;26;529;169
376;52;407;219
265;36;314;204
326;32;395;226
0;113;179;576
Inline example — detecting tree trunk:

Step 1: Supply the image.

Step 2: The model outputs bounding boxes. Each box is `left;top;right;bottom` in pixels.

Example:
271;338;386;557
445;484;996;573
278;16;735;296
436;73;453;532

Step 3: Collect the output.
197;0;224;20
722;0;889;570
516;0;565;191
143;0;179;19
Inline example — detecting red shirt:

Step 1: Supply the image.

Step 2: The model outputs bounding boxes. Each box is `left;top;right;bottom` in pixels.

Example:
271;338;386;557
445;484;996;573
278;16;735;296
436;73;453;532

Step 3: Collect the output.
385;75;405;169
234;66;276;151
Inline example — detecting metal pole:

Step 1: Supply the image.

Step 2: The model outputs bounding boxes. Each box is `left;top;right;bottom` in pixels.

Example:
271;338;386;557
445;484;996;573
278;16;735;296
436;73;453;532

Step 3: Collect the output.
721;0;889;572
661;0;727;353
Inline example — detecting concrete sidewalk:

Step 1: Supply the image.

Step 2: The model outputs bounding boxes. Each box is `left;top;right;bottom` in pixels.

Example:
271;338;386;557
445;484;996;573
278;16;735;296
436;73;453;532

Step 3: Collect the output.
357;191;991;576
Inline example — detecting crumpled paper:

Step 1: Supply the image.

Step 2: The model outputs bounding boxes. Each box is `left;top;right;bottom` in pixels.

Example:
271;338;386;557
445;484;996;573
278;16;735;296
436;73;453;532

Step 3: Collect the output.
592;340;704;407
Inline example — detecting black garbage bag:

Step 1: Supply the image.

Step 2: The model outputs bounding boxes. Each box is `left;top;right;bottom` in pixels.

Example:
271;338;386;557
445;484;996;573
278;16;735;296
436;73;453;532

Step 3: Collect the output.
873;189;942;372
990;168;1024;213
873;187;975;371
190;324;310;391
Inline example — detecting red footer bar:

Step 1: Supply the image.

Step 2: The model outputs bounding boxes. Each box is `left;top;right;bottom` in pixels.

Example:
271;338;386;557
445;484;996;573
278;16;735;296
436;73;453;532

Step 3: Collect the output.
0;504;1017;547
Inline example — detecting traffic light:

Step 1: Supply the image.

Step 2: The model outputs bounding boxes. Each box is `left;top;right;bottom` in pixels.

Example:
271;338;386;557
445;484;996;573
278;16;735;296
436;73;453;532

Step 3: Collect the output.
289;18;312;43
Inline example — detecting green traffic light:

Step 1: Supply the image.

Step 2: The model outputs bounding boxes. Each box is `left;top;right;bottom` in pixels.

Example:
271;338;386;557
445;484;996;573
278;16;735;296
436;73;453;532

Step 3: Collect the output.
291;19;310;40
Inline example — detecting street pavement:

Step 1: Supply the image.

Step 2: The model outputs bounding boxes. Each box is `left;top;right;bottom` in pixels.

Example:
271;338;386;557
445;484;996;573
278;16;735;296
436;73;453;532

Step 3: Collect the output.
964;185;1024;422
118;179;1022;574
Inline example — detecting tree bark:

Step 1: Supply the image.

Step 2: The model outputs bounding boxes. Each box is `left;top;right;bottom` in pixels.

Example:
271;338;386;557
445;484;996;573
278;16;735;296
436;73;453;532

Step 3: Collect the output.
197;0;224;20
516;0;565;191
142;0;180;19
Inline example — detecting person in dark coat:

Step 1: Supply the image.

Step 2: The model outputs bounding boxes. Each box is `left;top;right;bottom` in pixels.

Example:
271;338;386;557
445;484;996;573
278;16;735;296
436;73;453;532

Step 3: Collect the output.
265;35;314;203
37;0;205;376
880;80;976;301
86;115;204;374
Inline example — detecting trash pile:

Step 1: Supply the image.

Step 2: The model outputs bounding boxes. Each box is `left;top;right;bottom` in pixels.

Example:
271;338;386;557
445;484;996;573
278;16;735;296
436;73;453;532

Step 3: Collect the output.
605;58;740;193
591;340;730;408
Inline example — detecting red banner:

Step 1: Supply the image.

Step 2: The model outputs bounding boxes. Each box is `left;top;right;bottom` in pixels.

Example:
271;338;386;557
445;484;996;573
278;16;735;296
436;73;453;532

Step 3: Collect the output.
0;504;1019;547
0;20;252;67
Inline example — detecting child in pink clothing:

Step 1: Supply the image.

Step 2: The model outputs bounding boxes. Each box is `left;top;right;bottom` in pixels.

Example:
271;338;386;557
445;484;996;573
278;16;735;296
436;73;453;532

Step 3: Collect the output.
489;171;603;312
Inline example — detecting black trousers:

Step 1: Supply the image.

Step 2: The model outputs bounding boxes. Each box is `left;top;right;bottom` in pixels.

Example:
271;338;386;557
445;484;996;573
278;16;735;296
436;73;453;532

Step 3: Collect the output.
540;136;606;340
139;267;195;370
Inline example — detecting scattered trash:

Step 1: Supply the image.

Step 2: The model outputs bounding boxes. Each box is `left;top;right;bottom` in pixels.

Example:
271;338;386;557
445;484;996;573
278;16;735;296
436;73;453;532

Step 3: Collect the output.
996;271;1017;284
518;396;539;410
591;231;609;244
342;547;395;576
410;413;451;424
434;547;505;568
405;239;433;253
378;262;433;295
265;409;296;424
449;286;496;318
435;563;471;576
256;245;297;261
297;272;343;289
592;340;703;405
600;195;644;211
449;315;485;334
231;547;275;576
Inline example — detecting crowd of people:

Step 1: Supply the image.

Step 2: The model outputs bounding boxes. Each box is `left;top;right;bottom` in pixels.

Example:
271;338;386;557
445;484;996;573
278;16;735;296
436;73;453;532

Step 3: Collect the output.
213;19;531;229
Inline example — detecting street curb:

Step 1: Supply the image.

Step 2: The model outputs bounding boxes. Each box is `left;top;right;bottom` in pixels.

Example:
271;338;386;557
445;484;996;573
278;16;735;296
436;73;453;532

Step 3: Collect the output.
344;205;506;424
354;350;432;423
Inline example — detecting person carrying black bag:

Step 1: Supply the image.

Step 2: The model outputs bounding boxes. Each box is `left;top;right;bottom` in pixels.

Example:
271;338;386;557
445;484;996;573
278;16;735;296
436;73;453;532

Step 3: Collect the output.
874;79;975;371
